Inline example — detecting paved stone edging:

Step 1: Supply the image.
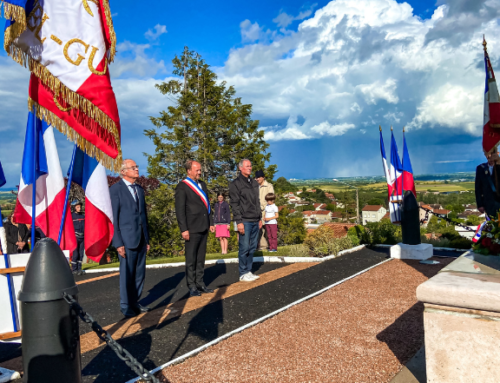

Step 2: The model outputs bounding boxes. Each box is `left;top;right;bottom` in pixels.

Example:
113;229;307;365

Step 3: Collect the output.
85;244;367;274
125;256;393;383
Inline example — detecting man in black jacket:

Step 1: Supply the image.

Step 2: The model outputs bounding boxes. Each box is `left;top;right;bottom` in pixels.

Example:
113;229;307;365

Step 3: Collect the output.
175;160;215;296
229;159;262;282
476;150;500;218
71;200;85;275
110;159;151;317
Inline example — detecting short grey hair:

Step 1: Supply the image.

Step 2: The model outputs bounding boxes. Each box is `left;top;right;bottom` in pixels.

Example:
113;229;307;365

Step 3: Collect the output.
120;159;133;178
184;159;200;172
238;159;251;169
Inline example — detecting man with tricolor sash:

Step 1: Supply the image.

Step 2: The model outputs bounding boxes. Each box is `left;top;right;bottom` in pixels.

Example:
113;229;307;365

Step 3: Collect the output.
175;160;215;297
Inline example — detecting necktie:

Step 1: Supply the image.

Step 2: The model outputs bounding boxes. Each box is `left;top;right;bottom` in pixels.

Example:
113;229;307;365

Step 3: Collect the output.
131;184;140;211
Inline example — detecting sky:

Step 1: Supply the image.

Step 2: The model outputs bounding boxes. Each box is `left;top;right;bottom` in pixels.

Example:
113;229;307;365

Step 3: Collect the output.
1;0;499;187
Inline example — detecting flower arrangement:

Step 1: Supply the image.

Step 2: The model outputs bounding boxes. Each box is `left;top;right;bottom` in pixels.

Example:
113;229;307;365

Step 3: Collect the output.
472;218;500;256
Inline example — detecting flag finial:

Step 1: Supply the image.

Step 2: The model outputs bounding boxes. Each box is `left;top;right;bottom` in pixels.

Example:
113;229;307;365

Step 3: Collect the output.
390;126;393;131
483;35;488;52
379;125;382;132
403;126;405;133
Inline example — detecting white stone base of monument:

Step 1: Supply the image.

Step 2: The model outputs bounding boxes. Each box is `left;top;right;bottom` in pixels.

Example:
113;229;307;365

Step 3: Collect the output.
390;243;433;260
0;367;21;383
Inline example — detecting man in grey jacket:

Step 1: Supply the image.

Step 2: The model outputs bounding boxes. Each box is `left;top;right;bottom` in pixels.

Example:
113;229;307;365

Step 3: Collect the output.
229;159;262;282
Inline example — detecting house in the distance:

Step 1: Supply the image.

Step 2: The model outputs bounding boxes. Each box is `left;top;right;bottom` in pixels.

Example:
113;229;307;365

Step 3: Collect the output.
313;203;327;211
302;210;332;224
321;222;357;238
325;193;335;201
362;205;387;225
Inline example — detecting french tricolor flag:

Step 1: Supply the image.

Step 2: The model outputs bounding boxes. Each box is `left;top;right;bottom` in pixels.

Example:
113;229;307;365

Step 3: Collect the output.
71;147;114;262
482;37;500;153
402;132;416;197
13;113;77;252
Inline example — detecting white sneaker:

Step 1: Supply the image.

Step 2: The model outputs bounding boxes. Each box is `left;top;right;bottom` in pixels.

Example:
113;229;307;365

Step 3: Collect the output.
249;272;260;280
239;273;255;282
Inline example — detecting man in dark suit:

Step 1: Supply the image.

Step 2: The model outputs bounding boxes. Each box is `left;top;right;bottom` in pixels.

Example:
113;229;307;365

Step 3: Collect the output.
110;159;151;317
476;150;500;218
175;160;215;297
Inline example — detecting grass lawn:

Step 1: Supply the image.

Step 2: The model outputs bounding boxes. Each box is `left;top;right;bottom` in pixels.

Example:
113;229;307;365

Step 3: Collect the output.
82;245;297;270
415;182;475;192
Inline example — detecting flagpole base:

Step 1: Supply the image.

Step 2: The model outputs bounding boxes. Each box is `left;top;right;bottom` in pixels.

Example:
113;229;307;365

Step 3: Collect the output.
391;243;433;260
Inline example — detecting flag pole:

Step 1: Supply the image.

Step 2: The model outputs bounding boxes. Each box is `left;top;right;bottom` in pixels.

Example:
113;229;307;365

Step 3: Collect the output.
402;127;405;208
58;145;77;245
31;115;37;249
391;126;401;222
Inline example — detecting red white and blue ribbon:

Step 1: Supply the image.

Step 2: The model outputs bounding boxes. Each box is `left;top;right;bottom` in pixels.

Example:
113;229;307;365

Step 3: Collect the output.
472;215;491;243
182;178;211;214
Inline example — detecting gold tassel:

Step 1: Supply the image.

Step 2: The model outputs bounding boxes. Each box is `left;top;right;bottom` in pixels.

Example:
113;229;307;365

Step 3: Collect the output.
28;98;122;173
101;0;116;63
2;1;27;54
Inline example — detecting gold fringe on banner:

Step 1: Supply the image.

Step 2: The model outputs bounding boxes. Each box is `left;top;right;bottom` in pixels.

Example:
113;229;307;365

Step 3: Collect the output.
28;98;122;173
101;0;116;63
2;1;27;52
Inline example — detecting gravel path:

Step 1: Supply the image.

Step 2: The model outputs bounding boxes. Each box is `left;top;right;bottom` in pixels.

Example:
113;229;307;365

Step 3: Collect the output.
160;258;453;383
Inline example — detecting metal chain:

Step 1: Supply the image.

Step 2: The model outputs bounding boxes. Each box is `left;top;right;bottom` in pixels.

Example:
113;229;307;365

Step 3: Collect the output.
419;206;476;232
63;293;160;383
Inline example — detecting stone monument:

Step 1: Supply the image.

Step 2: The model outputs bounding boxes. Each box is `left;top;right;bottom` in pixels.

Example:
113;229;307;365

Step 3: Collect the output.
390;190;433;260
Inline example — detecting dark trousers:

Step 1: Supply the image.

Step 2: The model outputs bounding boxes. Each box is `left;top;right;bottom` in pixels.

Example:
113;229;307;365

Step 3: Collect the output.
265;224;278;250
238;221;260;277
185;230;208;289
119;234;147;315
71;237;85;271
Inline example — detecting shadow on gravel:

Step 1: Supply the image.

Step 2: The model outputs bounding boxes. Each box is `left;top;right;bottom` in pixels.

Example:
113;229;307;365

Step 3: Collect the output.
376;302;425;365
82;332;155;383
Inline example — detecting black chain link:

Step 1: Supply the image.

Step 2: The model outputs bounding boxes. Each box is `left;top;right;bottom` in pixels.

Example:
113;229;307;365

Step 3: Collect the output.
419;206;476;232
63;293;160;383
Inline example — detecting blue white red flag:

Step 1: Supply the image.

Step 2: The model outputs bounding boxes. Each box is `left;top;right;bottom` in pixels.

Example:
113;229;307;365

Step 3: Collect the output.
0;159;5;188
402;132;417;197
473;215;491;243
379;128;392;195
2;0;122;172
71;146;113;262
13;112;76;252
483;37;500;153
182;178;211;214
389;130;403;222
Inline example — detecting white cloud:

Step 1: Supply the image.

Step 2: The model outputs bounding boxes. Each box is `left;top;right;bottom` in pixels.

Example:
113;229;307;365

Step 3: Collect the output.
407;83;483;135
273;5;317;28
219;0;500;141
111;41;166;78
311;122;355;136
358;79;399;105
145;24;167;41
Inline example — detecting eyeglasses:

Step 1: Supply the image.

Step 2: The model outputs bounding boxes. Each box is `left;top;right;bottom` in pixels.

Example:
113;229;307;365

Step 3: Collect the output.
125;166;139;170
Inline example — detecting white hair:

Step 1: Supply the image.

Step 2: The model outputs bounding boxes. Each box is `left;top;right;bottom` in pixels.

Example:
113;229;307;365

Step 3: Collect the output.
120;158;134;178
238;158;251;169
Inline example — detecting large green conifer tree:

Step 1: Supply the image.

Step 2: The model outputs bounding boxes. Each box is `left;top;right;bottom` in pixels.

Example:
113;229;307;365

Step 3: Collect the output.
145;47;276;195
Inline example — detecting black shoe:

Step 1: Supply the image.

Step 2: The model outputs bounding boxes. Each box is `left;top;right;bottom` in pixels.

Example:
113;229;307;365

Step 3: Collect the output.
197;285;214;294
79;270;86;275
134;304;151;313
72;270;79;275
189;287;201;297
122;310;138;318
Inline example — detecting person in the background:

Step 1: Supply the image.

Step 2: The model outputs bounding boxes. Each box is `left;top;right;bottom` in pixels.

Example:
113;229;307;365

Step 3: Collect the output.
229;159;262;282
71;200;86;275
213;193;231;255
476;150;500;218
4;213;30;254
264;193;279;252
110;159;151;318
255;170;274;251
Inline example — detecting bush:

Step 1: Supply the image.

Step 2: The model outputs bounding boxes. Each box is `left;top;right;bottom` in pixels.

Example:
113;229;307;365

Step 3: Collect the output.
311;237;354;258
288;244;310;257
278;208;307;246
303;225;354;257
449;237;473;249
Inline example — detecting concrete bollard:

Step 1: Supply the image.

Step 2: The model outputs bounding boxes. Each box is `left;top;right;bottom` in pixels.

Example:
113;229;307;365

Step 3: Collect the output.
18;238;81;383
